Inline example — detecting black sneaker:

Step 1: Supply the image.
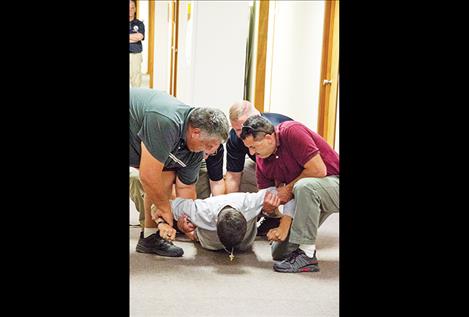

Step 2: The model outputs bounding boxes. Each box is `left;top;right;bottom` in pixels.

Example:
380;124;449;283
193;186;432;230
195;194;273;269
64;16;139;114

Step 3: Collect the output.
136;232;184;257
257;217;281;236
273;249;319;273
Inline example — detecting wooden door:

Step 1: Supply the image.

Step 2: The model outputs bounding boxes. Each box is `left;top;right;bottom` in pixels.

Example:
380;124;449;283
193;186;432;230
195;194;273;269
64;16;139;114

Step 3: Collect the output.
317;0;339;148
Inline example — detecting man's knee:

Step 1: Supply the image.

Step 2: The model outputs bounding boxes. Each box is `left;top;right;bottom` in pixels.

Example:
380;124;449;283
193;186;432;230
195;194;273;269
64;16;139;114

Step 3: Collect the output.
293;178;320;197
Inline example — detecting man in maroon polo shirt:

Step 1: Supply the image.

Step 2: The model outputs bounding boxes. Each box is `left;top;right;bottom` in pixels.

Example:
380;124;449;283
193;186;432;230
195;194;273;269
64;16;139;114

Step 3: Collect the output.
240;115;339;273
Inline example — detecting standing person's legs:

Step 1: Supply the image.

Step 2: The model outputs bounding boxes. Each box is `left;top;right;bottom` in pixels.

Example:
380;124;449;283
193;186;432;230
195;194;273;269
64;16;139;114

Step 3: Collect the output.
129;52;142;87
271;176;340;260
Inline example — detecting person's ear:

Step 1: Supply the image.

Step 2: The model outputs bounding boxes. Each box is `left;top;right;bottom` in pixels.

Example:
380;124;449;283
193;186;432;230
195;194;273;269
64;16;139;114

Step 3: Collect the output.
264;133;274;143
177;215;188;233
191;127;201;139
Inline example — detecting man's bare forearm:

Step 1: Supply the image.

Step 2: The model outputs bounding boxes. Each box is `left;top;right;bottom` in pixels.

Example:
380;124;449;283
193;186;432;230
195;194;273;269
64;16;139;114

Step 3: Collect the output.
209;179;226;196
225;171;242;193
284;154;327;192
129;33;143;42
285;170;319;192
279;215;292;231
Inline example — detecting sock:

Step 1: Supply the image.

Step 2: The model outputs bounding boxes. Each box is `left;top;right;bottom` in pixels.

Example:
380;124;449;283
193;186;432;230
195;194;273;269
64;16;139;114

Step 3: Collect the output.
299;244;316;258
144;227;158;238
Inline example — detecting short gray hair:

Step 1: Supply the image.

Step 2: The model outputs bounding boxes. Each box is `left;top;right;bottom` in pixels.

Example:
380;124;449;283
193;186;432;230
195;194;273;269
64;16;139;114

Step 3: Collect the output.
189;107;229;142
229;100;259;121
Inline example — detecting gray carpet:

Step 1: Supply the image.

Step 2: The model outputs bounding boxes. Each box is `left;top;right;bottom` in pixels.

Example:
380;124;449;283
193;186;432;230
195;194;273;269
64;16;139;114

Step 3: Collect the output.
130;213;339;317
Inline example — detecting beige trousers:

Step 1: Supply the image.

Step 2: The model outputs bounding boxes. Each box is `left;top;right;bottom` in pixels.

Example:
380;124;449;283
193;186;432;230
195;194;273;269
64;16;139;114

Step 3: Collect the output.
129;52;142;87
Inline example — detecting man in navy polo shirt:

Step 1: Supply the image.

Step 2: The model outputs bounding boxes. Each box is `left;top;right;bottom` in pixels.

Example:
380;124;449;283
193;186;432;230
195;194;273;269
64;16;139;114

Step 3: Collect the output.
202;101;293;235
240;115;339;273
129;0;145;87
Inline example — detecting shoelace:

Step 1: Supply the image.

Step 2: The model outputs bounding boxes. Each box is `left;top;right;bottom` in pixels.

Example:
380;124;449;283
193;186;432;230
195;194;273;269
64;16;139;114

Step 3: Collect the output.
153;234;174;245
286;249;303;264
163;239;174;245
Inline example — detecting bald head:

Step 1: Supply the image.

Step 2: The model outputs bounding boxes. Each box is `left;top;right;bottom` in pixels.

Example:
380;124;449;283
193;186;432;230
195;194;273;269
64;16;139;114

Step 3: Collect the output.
229;101;260;137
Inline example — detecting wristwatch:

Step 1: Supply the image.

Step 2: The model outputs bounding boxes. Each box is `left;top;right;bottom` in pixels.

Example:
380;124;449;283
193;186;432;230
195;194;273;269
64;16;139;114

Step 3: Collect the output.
155;218;166;228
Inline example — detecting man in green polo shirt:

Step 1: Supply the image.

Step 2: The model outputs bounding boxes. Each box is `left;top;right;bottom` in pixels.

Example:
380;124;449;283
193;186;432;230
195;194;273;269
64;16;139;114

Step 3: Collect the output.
129;88;229;257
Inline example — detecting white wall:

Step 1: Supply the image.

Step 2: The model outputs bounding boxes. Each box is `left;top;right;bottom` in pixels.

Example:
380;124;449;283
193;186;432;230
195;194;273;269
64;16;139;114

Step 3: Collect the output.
176;1;195;103
265;1;325;132
137;0;149;74
248;1;258;102
153;1;171;93
176;1;250;116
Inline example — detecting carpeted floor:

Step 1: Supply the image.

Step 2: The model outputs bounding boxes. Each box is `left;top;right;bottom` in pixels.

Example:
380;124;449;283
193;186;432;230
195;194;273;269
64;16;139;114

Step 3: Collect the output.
130;213;339;317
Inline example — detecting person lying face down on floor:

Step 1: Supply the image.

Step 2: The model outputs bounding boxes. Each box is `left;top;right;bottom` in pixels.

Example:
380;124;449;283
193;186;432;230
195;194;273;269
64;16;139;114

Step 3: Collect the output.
153;187;296;260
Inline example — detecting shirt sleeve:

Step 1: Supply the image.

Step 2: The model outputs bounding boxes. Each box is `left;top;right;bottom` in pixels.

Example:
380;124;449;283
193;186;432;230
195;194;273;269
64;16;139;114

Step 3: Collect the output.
176;154;203;185
205;144;224;181
171;198;195;221
283;125;320;166
138;20;145;40
181;197;219;230
137;112;179;164
262;187;295;218
226;131;248;172
281;199;296;218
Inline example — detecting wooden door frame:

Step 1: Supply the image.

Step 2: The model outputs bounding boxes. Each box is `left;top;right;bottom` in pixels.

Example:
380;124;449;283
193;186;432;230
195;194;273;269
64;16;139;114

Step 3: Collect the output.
148;0;155;88
135;0;139;19
254;0;269;113
317;0;339;147
169;0;179;96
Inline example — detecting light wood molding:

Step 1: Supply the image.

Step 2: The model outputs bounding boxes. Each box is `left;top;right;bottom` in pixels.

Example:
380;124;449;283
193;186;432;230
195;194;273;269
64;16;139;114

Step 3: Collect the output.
135;0;139;19
148;0;155;88
254;0;269;112
317;0;339;148
169;0;179;96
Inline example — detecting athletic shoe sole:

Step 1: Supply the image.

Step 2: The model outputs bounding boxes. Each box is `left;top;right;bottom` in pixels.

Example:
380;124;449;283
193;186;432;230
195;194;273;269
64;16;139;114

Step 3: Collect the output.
273;264;320;273
136;244;183;257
